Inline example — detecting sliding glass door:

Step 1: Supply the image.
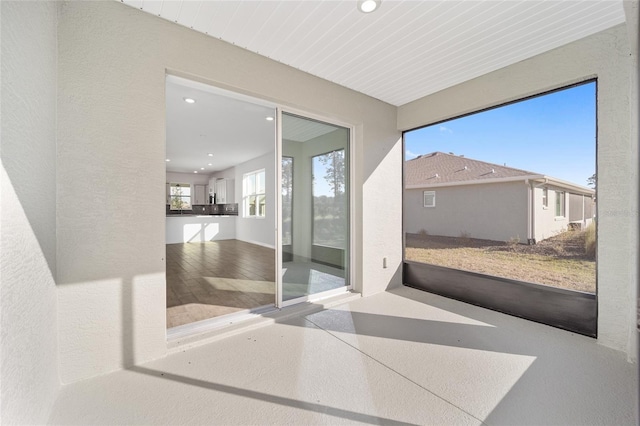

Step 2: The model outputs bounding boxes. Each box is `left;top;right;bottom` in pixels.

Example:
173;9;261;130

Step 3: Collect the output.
279;112;350;303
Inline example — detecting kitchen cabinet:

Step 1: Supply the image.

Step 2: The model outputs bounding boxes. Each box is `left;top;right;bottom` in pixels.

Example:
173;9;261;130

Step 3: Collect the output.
194;184;208;205
215;179;235;204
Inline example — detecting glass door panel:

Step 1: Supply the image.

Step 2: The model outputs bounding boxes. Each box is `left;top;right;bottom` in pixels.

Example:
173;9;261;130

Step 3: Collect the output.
280;113;350;301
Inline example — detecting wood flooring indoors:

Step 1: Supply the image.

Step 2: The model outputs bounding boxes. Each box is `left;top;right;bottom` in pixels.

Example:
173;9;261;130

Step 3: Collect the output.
166;240;275;328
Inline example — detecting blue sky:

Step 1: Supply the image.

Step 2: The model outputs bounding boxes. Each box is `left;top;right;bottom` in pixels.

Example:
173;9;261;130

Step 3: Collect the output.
404;82;596;187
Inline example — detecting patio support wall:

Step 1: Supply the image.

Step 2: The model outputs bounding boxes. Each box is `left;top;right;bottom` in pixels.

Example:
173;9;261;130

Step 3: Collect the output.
398;23;638;361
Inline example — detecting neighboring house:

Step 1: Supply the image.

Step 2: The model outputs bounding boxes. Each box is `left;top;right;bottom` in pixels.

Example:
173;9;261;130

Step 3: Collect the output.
405;152;595;243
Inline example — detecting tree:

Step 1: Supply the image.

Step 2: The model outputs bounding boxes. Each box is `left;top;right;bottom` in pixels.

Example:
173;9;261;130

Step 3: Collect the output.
319;149;345;198
587;173;596;189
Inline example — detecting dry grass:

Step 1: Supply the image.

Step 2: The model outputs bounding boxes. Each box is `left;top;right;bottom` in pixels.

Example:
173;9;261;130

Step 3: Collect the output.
584;221;596;259
405;230;595;293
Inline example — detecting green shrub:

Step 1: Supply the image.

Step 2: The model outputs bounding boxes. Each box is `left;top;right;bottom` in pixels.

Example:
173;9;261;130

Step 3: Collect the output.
585;221;596;259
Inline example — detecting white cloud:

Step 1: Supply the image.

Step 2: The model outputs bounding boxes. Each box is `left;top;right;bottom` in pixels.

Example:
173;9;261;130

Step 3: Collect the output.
439;126;453;134
406;150;419;160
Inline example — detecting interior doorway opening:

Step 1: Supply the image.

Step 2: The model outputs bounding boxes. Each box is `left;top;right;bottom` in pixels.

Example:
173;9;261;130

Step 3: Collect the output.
165;75;277;329
164;77;354;332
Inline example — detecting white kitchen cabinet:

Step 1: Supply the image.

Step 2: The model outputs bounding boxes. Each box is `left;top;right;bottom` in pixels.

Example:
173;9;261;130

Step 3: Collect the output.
215;179;226;204
226;179;235;204
194;184;207;205
215;179;235;204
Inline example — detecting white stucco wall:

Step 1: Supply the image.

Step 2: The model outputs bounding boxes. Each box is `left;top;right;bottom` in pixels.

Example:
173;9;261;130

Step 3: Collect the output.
399;23;637;359
0;1;60;423
404;182;529;243
56;1;400;383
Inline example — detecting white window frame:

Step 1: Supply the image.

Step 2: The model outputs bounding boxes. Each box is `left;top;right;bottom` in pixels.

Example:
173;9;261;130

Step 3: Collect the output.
542;187;549;208
555;190;565;217
169;183;192;210
243;169;266;218
423;190;436;208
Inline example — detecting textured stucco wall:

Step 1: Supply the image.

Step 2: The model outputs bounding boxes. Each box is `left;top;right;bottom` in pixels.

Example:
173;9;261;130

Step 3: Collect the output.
404;182;528;242
56;0;400;383
399;23;637;359
0;1;60;423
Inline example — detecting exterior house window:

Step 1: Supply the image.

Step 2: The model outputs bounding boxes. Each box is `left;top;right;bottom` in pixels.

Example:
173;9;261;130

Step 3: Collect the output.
423;191;436;208
555;191;565;217
170;183;191;210
542;188;548;208
243;169;266;218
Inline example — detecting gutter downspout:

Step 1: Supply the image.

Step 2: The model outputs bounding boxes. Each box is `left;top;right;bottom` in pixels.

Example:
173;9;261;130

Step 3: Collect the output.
526;180;533;244
528;178;549;244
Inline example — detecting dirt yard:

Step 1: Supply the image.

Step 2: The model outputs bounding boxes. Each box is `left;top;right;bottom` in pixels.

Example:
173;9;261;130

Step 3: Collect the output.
405;230;596;293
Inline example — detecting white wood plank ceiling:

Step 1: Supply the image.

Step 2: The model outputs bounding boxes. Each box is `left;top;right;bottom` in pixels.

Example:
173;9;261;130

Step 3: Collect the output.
121;0;625;106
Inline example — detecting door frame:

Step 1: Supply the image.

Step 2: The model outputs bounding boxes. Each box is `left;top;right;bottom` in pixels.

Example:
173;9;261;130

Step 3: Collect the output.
275;106;356;309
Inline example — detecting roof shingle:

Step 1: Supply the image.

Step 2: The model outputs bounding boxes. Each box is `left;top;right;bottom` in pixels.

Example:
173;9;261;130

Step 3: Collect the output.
405;152;536;186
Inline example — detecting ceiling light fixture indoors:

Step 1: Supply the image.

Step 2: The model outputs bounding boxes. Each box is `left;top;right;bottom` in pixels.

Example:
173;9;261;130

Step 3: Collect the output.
183;97;196;104
358;0;381;13
165;159;170;162
207;153;213;157
266;116;274;121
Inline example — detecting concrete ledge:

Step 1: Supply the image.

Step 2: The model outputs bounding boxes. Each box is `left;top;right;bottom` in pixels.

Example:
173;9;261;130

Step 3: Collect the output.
403;261;597;337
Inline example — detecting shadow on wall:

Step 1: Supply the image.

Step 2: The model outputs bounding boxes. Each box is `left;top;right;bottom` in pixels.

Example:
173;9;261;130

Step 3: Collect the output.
185;223;218;243
56;271;166;383
385;263;403;291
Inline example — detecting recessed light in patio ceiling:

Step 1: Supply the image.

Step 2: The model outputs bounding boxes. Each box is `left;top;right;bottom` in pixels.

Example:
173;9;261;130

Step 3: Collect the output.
358;0;381;13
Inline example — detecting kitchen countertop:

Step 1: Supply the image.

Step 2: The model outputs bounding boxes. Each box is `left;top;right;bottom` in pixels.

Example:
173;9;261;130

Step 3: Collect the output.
166;214;237;218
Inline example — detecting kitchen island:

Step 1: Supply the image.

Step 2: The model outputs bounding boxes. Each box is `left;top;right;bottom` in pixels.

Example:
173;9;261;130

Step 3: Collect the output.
166;215;236;244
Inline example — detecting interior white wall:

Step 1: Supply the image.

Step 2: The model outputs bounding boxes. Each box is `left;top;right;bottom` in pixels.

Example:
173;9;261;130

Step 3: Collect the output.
0;1;60;423
56;0;400;383
166;171;210;187
398;23;637;360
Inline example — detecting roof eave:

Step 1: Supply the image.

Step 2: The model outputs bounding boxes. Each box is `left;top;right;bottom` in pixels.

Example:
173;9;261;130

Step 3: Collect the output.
406;174;595;195
405;175;544;189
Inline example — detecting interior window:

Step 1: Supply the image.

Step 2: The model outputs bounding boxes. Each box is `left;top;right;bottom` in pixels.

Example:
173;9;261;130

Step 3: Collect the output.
243;169;266;218
169;183;191;210
312;149;346;249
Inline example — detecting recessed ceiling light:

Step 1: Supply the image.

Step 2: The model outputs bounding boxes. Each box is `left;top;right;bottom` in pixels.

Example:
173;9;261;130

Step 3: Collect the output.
358;0;380;13
193;171;198;173
208;153;213;157
183;97;196;104
208;163;212;166
165;159;170;162
266;116;274;121
200;167;205;170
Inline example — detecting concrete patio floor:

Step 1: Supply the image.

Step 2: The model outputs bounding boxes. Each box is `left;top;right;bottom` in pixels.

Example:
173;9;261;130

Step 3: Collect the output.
49;286;636;425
